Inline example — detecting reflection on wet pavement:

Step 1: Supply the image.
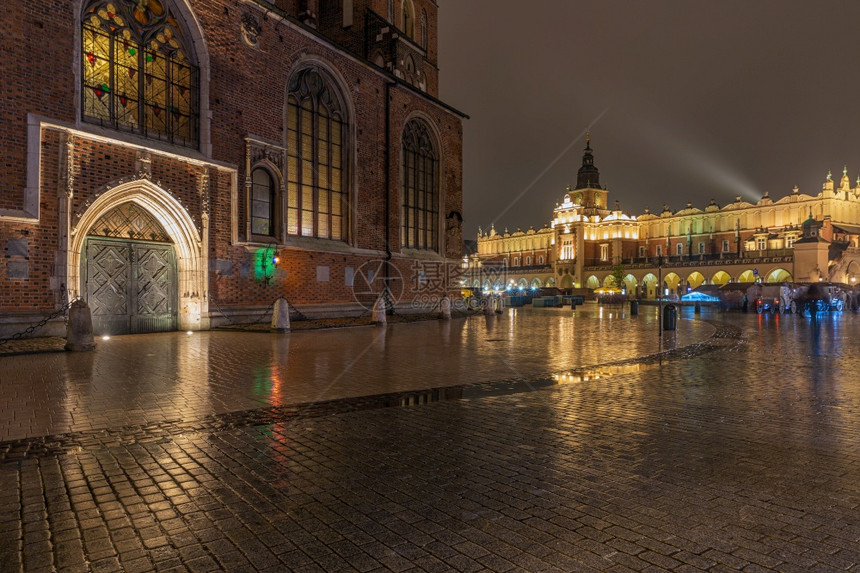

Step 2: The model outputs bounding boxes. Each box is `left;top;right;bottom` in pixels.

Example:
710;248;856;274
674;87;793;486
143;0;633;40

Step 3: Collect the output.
0;306;711;441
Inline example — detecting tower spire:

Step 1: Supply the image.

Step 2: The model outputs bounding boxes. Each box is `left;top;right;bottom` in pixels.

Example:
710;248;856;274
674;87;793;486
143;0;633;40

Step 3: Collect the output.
575;132;600;189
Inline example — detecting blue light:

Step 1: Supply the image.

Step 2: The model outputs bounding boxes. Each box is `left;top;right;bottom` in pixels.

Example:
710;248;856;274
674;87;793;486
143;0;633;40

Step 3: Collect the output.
680;291;720;302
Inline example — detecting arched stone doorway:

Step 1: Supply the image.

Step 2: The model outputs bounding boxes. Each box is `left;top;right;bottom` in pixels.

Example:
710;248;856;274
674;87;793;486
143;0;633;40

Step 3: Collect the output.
69;179;207;333
83;203;178;335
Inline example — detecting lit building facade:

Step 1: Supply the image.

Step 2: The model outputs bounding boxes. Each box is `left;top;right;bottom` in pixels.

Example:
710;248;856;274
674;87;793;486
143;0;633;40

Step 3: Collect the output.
0;0;465;337
473;138;860;297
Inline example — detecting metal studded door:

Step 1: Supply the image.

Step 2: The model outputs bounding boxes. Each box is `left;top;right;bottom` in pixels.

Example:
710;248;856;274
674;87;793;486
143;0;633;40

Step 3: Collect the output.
85;238;177;335
133;242;176;333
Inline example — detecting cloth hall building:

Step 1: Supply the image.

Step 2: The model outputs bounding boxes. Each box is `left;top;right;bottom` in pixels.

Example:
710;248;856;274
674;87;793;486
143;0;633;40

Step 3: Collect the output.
473;137;860;298
0;0;465;337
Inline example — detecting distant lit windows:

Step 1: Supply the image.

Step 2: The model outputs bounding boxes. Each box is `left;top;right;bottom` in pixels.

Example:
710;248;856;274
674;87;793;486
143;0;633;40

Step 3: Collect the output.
698;241;705;254
513;257;519;267
756;237;766;250
600;244;609;261
401;119;439;250
639;246;646;257
81;0;199;147
539;255;544;265
656;245;662;256
561;239;573;260
786;235;796;248
526;256;531;265
676;243;683;255
722;239;730;252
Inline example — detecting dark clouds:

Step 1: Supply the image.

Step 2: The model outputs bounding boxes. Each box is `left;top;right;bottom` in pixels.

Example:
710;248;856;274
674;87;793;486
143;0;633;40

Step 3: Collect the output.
438;1;860;239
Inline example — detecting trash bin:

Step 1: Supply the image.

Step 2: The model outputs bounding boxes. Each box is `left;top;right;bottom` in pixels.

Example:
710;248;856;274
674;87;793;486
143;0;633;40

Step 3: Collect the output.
630;300;639;315
663;304;677;331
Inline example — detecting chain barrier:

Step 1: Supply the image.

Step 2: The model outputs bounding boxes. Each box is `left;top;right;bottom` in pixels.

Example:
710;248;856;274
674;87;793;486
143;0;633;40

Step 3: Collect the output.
208;293;277;331
0;295;73;348
282;296;373;329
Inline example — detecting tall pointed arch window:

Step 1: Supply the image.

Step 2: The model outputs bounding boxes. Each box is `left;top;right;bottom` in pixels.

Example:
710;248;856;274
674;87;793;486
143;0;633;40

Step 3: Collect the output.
402;0;415;39
421;10;427;49
82;0;199;147
286;68;348;241
401;120;439;250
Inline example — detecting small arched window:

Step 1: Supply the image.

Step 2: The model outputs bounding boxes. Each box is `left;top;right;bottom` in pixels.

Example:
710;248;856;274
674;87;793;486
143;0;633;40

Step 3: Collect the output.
81;0;199;147
251;168;275;237
401;119;438;250
286;68;348;241
402;0;415;39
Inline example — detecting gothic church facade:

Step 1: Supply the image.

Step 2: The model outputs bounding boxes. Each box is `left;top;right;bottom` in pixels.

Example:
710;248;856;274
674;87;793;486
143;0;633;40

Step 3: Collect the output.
1;0;465;336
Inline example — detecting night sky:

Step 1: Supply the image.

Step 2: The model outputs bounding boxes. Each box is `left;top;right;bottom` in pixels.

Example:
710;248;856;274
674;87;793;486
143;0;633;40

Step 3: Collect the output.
438;1;860;241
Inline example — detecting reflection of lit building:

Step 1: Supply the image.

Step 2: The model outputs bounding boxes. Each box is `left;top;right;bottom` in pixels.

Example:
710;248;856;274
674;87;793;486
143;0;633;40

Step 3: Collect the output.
1;0;465;337
471;136;860;296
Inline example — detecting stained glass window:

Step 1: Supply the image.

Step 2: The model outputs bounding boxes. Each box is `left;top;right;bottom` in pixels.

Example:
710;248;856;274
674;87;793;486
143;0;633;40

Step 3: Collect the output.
82;0;198;147
401;120;438;250
286;69;347;241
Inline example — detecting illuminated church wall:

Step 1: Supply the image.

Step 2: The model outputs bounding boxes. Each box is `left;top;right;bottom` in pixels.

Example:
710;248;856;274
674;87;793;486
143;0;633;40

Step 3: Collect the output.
0;0;464;336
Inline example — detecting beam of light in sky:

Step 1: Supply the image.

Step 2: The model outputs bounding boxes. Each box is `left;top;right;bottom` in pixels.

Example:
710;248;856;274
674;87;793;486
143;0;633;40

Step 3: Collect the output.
635;120;761;204
489;107;610;226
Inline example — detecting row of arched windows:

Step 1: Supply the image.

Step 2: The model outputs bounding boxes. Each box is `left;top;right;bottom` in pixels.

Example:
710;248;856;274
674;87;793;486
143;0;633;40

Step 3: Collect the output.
248;66;439;249
81;0;440;251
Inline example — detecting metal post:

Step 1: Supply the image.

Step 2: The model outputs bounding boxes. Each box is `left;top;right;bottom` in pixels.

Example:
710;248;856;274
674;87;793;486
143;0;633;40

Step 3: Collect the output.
658;255;663;336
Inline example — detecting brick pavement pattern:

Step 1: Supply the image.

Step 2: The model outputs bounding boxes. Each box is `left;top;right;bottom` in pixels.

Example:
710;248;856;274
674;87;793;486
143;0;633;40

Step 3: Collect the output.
2;308;860;572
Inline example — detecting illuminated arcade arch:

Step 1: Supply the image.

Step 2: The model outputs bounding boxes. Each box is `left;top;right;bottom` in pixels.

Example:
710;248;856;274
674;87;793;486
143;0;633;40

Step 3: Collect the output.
586;275;600;289
765;268;792;283
738;269;756;283
687;271;705;289
623;274;637;295
641;273;658;298
663;272;680;292
711;270;731;286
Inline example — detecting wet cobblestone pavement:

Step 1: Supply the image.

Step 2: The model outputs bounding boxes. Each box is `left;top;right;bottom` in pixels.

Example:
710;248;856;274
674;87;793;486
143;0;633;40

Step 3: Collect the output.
2;307;860;572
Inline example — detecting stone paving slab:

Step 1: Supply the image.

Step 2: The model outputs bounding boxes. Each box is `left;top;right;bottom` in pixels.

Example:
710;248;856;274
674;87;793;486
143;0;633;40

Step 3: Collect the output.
2;308;860;572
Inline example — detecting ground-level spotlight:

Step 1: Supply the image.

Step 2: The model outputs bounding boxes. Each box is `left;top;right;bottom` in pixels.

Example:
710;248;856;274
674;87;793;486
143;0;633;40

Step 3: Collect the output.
101;335;110;341
186;331;193;335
